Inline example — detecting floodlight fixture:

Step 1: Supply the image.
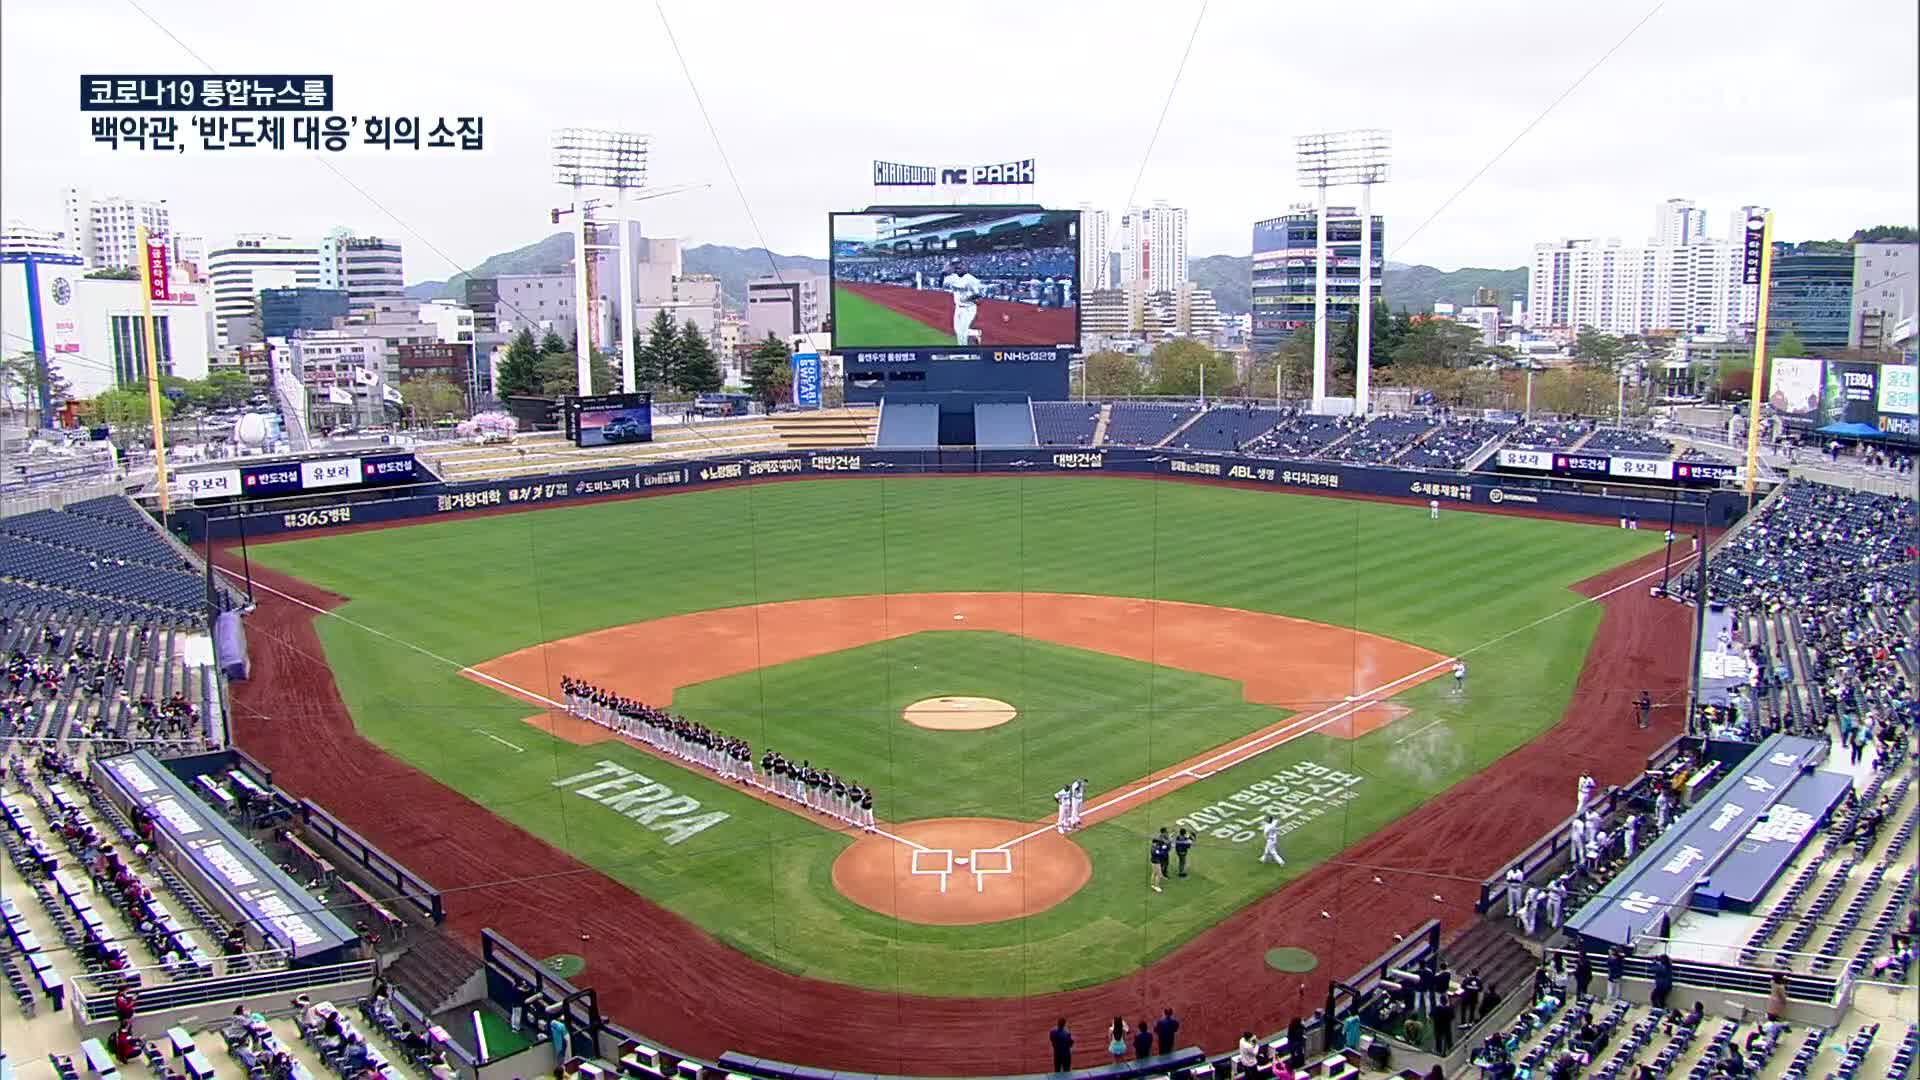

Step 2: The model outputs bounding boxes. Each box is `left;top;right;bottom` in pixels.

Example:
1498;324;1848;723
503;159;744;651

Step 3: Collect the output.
552;128;650;189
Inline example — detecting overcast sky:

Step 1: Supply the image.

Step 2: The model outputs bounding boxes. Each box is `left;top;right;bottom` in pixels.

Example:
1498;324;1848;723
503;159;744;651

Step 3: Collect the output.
4;0;1914;283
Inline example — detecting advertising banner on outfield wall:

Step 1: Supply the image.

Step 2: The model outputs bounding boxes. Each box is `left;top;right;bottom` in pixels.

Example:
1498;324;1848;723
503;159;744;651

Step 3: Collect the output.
187;447;1745;542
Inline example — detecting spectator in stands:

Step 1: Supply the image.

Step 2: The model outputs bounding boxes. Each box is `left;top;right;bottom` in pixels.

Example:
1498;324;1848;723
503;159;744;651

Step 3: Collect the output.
1236;1032;1259;1075
343;1035;372;1072
1766;973;1787;1021
1572;951;1592;999
1605;947;1625;1001
1431;991;1456;1056
1154;1008;1180;1055
114;985;138;1023
108;1025;142;1063
1132;1020;1153;1061
1108;1018;1128;1063
1284;1017;1307;1069
1650;955;1673;1011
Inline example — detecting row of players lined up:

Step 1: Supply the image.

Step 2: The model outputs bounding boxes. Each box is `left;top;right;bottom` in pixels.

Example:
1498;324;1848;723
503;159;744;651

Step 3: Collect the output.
558;676;878;831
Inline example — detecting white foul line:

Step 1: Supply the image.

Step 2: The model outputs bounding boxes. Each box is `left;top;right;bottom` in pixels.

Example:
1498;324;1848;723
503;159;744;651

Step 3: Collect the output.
993;551;1698;852
476;730;526;753
1393;717;1449;745
217;565;931;852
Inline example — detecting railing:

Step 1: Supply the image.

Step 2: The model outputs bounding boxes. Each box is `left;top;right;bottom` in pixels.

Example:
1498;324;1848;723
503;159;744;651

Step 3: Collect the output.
1543;946;1842;1006
299;799;445;924
74;958;376;1025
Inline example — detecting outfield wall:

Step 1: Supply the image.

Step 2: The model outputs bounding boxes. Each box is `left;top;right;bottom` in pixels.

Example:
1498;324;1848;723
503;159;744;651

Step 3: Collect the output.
180;447;1747;541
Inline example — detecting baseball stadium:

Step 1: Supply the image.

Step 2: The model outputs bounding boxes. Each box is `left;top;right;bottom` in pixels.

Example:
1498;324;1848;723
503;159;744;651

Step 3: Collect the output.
5;347;1917;1080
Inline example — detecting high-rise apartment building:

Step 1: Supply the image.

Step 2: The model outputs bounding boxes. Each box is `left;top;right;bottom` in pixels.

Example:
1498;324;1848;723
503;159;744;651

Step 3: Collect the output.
1249;206;1385;353
1767;244;1854;352
1653;198;1708;246
1;222;77;259
1079;205;1111;291
1119;201;1187;294
63;187;172;270
1527;201;1765;338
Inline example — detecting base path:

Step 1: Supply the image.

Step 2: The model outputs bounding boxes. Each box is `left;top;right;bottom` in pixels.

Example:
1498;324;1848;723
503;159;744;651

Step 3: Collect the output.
219;541;1692;1076
833;818;1091;925
467;592;1443;738
839;282;1077;348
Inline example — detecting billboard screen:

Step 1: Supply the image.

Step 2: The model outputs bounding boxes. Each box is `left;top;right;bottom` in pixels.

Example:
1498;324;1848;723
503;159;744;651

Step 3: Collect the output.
566;392;653;448
1821;361;1882;425
1878;364;1917;417
1767;356;1824;418
829;207;1079;353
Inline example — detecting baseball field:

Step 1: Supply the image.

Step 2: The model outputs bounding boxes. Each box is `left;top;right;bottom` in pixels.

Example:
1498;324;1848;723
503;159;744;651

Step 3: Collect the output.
226;474;1693;1071
834;282;1078;348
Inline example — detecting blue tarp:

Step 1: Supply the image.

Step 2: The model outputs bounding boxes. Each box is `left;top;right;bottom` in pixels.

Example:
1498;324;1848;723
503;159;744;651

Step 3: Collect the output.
1815;421;1886;438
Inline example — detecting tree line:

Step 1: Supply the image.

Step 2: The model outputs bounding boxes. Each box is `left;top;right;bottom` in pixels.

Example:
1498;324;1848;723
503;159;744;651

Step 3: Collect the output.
494;312;724;400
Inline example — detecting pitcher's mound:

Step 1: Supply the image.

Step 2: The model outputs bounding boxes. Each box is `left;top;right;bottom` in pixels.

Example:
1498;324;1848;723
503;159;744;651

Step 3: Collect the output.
903;696;1016;731
833;818;1090;925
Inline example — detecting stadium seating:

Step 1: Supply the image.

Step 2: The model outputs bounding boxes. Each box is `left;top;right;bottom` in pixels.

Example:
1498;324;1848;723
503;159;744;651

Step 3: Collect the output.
0;496;239;621
2;606;221;753
1242;414;1350;459
1163;406;1288;452
1103;403;1199;447
1396;419;1514;470
1506;419;1592;449
1031;402;1101;446
1582;427;1676;456
1315;415;1438;465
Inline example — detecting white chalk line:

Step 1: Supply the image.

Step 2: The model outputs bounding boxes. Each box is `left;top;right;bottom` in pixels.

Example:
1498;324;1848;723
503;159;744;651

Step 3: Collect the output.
217;566;931;852
476;730;526;753
993;552;1697;853
1393;717;1449;745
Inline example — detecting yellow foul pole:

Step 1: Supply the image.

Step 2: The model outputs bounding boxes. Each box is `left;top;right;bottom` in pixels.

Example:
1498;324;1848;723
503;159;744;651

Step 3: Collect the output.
137;226;173;522
1742;212;1775;505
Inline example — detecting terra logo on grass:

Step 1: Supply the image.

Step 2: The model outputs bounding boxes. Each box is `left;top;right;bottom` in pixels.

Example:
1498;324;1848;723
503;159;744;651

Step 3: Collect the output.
550;761;729;845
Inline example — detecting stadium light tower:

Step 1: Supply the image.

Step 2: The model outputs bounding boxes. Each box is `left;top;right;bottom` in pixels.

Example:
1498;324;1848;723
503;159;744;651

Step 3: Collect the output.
1296;130;1391;415
553;128;649;394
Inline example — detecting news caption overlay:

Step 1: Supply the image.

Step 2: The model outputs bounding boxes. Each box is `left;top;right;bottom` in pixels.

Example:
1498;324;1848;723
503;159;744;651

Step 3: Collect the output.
81;75;483;153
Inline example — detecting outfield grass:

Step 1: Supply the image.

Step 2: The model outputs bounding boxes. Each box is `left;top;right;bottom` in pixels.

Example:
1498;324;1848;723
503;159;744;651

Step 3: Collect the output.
832;284;951;347
245;476;1662;994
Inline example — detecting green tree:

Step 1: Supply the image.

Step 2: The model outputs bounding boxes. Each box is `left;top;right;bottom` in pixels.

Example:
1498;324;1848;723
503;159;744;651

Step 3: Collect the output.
84;267;140;281
398;375;466;421
673;321;724;394
744;335;792;409
1082;351;1144;397
1145;338;1234;397
1850;225;1918;243
0;351;70;417
495;329;542;398
1393;319;1487;368
1574;328;1630;366
1772;330;1809;358
637;310;682;391
90;387;173;427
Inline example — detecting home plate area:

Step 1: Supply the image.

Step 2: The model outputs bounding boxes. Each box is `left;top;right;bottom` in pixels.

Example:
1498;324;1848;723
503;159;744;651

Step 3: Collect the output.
832;817;1092;926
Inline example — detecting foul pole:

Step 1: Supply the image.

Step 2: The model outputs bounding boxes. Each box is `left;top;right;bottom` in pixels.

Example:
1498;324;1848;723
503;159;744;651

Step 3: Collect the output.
137;226;173;523
1740;211;1774;506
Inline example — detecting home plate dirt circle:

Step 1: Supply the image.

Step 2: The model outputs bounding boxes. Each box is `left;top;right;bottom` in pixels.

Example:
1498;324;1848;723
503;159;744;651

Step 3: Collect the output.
903;696;1017;731
833;818;1091;926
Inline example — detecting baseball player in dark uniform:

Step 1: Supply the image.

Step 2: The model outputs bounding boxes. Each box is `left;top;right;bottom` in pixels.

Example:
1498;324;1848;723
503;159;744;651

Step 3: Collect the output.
1149;829;1172;893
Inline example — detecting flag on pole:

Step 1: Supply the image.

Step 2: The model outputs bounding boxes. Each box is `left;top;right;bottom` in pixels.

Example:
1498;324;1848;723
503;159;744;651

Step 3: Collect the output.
381;384;404;405
353;368;378;386
327;386;353;405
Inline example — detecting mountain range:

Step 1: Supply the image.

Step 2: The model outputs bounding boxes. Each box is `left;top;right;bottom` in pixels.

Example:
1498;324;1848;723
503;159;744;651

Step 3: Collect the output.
406;234;1525;317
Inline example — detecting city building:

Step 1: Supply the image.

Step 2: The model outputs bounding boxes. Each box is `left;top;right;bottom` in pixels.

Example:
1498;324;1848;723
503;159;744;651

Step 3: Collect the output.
1850;242;1917;351
494;271;582;342
1766;244;1854;352
1177;284;1220;340
171;235;207;278
637;275;724;341
1079;288;1132;347
2;222;78;259
395;342;474;397
1527;200;1767;340
419;300;477;346
1653;198;1708;247
258;287;350;340
747;274;827;341
63;187;171;270
208;342;274;385
1079;205;1111;291
207;234;323;346
0;258;212;399
1250;205;1385;353
1119;201;1188;293
318;231;406;317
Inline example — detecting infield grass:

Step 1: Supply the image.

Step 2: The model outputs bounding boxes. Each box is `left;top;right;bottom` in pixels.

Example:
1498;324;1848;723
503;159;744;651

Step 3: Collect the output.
832;284;951;347
243;476;1662;995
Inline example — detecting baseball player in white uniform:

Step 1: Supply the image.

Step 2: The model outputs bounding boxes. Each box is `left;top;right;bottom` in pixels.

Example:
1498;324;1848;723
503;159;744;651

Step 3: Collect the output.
1054;785;1073;834
1068;778;1086;830
1577;771;1596;814
1429;499;1440;521
942;259;988;345
1258;816;1286;864
1452;660;1467;693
